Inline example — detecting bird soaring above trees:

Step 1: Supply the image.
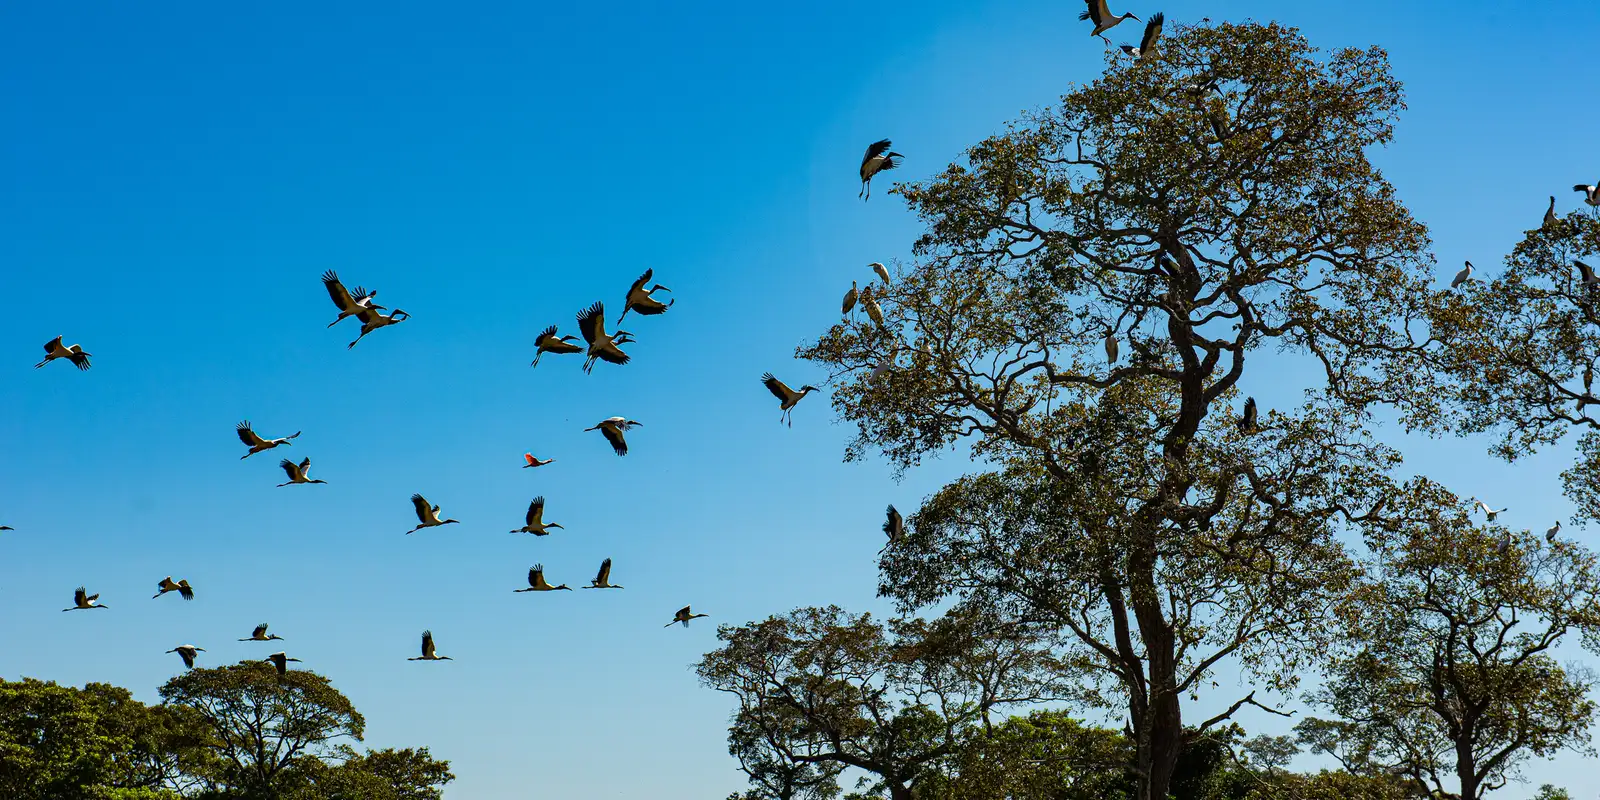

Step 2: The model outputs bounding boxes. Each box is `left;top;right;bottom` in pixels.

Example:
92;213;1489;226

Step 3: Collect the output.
859;139;902;200
405;494;460;534
1119;12;1164;59
586;417;641;456
532;325;583;367
407;630;452;661
239;623;284;642
617;269;674;325
1080;0;1140;47
1574;180;1599;211
153;577;194;601
236;421;300;459
167;644;205;669
665;605;709;628
510;496;563;536
264;652;302;676
276;458;326;487
762;373;820;427
35;336;91;370
321;270;384;328
1473;499;1507;522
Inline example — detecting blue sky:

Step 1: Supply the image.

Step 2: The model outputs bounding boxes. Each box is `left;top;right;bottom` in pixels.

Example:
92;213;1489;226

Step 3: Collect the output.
2;1;1598;797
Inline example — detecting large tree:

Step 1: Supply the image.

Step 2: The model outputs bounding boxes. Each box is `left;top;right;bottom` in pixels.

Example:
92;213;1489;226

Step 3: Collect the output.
799;19;1438;800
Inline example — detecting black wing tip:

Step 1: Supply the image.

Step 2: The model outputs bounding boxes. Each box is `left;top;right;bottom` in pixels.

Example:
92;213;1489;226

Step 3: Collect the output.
322;270;339;282
536;324;558;339
1150;11;1163;24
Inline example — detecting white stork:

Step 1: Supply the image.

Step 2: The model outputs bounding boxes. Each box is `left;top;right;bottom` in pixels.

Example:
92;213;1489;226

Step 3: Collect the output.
1239;397;1258;434
277;458;327;487
167;644;205;669
762;373;819;427
511;496;563;536
1545;196;1559;229
347;306;410;349
584;558;623;589
859;139;902;200
63;586;109;611
35;336;91;370
842;281;859;317
514;563;572;592
236;421;301;460
1080;0;1140;47
264;652;302;675
1118;12;1164;59
1574;181;1599;211
1451;261;1475;289
576;302;634;373
238;623;284;642
870;262;891;284
522;453;554;469
883;505;904;546
321;270;384;328
586;417;641;456
405;493;460;534
532;325;583;367
617;269;674;325
665;605;709;628
153;576;195;601
1472;499;1507;522
408;630;452;661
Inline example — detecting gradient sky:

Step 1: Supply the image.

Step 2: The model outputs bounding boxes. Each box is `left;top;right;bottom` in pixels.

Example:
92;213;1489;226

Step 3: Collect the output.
3;1;1599;797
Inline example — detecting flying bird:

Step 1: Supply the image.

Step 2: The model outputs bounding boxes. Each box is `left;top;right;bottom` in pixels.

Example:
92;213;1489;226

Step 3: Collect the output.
1119;12;1164;59
1239;397;1258;434
239;623;284;642
576;302;634;373
584;558;623;589
762;373;820;427
665;605;709;628
408;630;452;661
321;270;384;328
523;453;554;469
883;504;904;546
167;644;205;669
1473;499;1507;522
870;262;891;284
1079;0;1141;47
586;417;641;456
1451;261;1475;289
1545;196;1559;229
532;325;584;367
406;493;460;534
842;281;859;317
63;586;109;612
264;652;302;676
277;457;326;487
35;336;91;370
859;139;902;201
1575;181;1600;210
1546;521;1561;542
511;496;564;536
1575;260;1600;290
515;563;572;592
617;269;674;325
153;576;195;601
0;526;13;531
347;306;410;349
236;421;301;460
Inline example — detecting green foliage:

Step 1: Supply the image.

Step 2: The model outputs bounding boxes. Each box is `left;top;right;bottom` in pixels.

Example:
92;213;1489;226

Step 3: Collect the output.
929;711;1136;800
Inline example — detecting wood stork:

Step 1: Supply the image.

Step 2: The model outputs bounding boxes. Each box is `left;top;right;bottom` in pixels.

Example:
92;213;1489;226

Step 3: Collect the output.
347;306;410;349
1497;531;1513;556
277;458;326;487
883;505;904;546
617;269;674;325
1545;197;1559;230
35;336;91;370
236;421;301;460
586;417;641;456
762;373;819;427
577;302;633;373
321;271;384;328
1118;12;1163;59
264;652;301;675
870;262;891;284
859;139;902;200
1546;521;1561;542
514;563;571;592
153;577;195;601
842;281;858;317
511;496;563;536
1575;260;1600;289
167;645;205;669
1079;0;1140;47
408;630;452;661
1451;261;1475;289
665;605;709;628
1239;397;1258;434
405;494;460;534
1104;333;1119;364
861;291;885;327
1574;181;1599;210
1472;499;1507;522
239;623;284;642
532;325;584;367
584;558;623;589
63;586;109;611
523;453;554;469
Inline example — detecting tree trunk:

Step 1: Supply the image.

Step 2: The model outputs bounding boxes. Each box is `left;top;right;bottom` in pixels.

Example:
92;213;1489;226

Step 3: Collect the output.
1455;736;1479;800
888;782;913;800
1131;539;1182;800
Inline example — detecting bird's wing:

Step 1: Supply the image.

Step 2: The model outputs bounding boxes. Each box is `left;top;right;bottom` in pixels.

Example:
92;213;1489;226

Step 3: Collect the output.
1142;12;1163;51
761;372;793;401
1578;261;1596;283
1080;0;1105;24
411;494;430;521
299;457;311;473
532;564;548;588
577;302;606;344
628;270;653;298
884;505;903;539
596;558;612;584
253;624;269;638
600;425;629;455
861;139;892;167
524;453;536;466
534;325;558;346
237;422;265;447
677;606;692;619
421;630;436;658
278;459;299;480
74;586;87;604
322;271;357;311
527;496;545;525
595;345;630;365
42;335;62;354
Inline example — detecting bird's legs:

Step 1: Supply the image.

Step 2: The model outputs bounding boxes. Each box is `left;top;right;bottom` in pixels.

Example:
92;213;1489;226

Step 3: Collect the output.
1099;34;1112;49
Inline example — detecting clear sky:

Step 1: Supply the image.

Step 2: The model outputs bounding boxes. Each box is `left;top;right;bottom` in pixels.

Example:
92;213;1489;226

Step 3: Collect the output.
3;1;1598;797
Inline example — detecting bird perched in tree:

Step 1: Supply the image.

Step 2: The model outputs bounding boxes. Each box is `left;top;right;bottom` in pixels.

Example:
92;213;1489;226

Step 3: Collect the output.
1545;196;1559;230
586;417;641;456
407;631;452;661
861;291;885;327
1473;499;1507;522
1079;0;1140;47
1546;521;1561;542
264;652;302;676
585;558;623;589
576;302;634;373
236;421;300;459
531;325;584;367
522;453;554;469
842;281;859;317
153;577;195;601
515;564;571;592
762;373;820;427
859;139;902;201
510;497;563;536
276;458;326;487
321;271;384;328
665;605;709;628
167;644;205;669
883;505;904;546
63;586;109;612
870;262;891;284
1574;180;1599;211
1118;12;1164;59
238;623;284;642
1497;531;1514;556
347;306;410;349
35;336;92;370
405;494;460;534
1104;333;1119;364
1239;397;1258;434
1451;261;1475;289
617;269;674;325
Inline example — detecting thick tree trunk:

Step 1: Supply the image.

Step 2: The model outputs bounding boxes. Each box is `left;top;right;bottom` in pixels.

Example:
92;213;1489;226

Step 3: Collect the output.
1455;737;1479;800
1131;538;1182;800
